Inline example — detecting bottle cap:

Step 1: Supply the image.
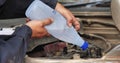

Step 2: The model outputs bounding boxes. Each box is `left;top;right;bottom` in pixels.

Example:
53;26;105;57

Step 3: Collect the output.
80;41;89;50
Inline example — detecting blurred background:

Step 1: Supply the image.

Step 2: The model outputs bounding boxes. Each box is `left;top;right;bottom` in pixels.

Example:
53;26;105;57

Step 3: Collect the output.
58;0;110;3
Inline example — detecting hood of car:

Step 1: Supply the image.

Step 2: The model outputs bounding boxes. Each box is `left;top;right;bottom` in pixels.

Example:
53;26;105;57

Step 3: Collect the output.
111;0;120;31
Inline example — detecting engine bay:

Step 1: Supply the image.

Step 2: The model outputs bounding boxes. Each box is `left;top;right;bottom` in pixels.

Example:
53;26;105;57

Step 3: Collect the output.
26;1;120;60
0;0;119;62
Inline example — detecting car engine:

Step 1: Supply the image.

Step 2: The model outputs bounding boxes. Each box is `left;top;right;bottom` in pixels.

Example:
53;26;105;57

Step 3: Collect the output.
26;1;120;61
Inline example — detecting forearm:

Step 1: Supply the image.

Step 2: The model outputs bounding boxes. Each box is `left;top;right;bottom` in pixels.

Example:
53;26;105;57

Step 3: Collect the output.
55;2;65;12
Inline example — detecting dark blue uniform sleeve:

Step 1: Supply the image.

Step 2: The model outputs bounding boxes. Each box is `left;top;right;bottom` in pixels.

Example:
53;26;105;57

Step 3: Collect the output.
41;0;58;9
0;0;58;19
0;25;32;63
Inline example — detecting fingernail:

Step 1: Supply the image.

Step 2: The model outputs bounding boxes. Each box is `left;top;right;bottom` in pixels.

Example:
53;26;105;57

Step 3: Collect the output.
69;23;72;27
76;27;80;31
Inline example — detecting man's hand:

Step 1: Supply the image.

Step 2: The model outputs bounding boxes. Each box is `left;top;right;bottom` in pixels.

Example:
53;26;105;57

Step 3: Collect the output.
55;3;80;30
26;18;52;38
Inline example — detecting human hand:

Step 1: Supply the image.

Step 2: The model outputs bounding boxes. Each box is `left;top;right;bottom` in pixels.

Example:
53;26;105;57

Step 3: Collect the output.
26;18;53;38
55;3;80;30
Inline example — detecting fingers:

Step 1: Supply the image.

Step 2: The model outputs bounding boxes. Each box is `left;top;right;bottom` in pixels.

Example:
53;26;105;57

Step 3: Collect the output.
31;28;49;38
63;11;73;27
55;3;80;30
42;18;53;26
64;11;80;30
72;16;80;30
67;10;80;30
66;17;73;27
73;20;80;30
61;10;73;27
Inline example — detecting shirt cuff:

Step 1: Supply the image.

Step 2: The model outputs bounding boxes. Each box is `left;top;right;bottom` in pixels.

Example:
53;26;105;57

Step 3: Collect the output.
12;25;32;40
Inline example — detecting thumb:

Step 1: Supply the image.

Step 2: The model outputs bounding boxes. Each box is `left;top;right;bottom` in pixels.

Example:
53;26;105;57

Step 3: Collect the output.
42;18;53;26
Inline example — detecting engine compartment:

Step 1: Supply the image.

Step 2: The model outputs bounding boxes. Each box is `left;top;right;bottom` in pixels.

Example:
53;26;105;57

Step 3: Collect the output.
27;39;103;59
26;1;120;60
0;0;119;62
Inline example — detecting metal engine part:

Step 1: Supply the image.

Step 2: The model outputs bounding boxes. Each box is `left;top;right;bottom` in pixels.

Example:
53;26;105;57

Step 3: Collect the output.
27;41;103;59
